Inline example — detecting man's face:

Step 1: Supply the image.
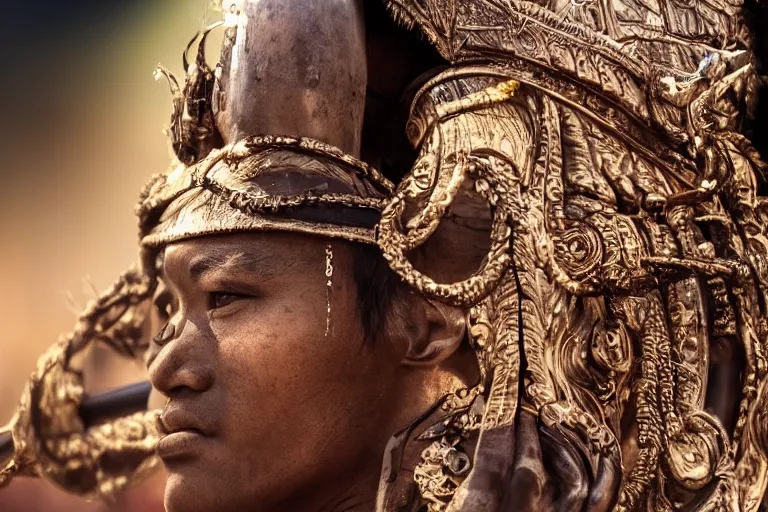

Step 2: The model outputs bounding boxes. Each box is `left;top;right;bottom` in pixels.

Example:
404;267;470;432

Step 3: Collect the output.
147;233;405;512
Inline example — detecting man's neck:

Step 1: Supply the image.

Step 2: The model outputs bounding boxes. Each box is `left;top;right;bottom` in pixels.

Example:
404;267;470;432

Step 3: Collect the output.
313;468;381;512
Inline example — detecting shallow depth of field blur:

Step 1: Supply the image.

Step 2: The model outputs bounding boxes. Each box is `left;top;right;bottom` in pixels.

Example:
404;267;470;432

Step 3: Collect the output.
0;1;220;509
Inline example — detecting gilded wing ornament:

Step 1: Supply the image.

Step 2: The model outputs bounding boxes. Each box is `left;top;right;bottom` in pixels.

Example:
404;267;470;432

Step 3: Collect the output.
373;0;768;510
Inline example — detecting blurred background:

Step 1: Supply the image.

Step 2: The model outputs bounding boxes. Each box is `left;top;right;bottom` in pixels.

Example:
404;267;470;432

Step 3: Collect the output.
0;0;221;509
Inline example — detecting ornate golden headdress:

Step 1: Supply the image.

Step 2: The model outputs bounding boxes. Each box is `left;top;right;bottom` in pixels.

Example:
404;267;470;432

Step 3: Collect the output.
3;0;768;510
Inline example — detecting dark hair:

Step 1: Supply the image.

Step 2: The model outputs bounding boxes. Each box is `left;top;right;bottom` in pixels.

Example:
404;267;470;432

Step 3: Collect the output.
351;243;406;343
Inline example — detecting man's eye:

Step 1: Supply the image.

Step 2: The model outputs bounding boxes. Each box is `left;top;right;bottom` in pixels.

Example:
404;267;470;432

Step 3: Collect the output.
210;292;246;309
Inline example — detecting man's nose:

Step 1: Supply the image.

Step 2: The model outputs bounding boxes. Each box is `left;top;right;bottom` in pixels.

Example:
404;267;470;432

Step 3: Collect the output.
147;317;214;397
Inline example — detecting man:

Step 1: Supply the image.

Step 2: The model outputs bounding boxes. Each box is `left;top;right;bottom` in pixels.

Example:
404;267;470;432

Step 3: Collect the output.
147;230;476;511
3;0;768;510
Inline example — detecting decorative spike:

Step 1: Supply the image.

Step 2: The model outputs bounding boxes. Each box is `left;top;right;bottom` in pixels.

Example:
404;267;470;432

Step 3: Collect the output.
82;275;100;301
196;22;223;69
153;66;181;98
62;290;82;317
182;31;201;73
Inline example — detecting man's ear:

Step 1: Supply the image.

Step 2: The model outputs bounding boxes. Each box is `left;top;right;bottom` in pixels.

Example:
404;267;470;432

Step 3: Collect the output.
402;297;466;367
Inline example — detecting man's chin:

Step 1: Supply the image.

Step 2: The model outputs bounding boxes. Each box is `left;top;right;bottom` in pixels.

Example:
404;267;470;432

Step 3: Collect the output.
164;470;219;512
160;439;220;512
164;463;266;512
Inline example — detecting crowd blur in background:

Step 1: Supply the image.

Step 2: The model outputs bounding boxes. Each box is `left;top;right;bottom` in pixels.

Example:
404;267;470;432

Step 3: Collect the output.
0;0;221;509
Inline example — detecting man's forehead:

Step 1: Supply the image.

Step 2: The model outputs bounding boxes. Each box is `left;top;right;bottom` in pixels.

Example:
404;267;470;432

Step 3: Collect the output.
159;233;314;280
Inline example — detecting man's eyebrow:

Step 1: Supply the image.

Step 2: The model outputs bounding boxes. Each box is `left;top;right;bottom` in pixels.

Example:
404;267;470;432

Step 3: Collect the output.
188;251;281;281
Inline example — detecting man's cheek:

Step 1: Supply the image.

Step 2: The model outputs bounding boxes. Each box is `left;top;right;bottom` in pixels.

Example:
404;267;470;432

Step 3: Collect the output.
221;336;309;403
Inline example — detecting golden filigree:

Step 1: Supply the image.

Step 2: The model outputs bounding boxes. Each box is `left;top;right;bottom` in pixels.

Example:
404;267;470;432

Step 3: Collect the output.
1;268;160;497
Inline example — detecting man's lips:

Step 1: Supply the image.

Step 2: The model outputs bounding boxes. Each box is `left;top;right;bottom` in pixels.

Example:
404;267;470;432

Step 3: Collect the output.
159;403;214;436
156;430;207;460
156;403;215;461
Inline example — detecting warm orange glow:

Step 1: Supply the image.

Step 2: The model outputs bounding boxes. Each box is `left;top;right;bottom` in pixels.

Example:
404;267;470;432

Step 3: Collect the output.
0;1;222;509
